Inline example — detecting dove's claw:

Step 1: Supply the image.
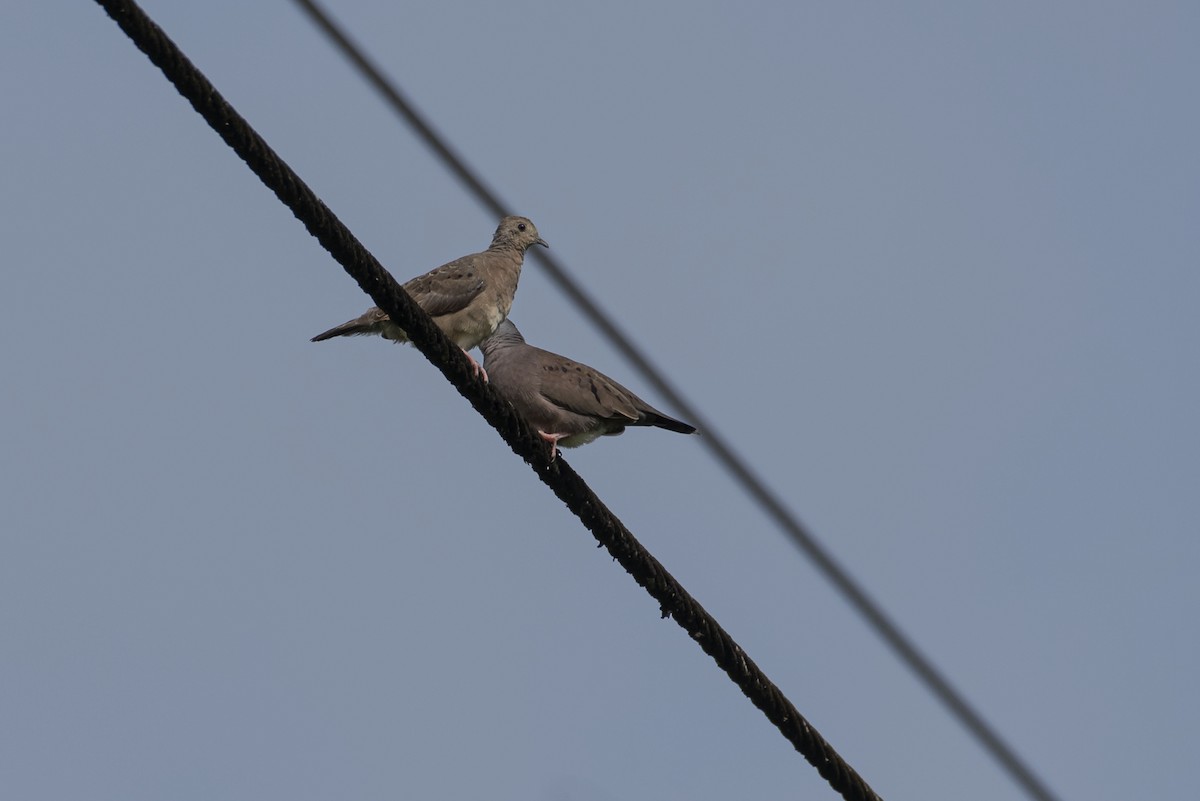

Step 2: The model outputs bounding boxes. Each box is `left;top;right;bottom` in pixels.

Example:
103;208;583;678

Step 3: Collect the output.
462;348;488;383
537;431;562;461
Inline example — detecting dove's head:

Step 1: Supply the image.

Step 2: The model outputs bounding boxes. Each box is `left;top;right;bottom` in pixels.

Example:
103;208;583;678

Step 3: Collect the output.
480;318;527;364
490;318;525;342
491;216;549;252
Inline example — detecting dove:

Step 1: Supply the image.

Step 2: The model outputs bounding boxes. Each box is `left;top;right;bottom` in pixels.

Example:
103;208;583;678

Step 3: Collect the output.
479;319;697;458
311;216;548;379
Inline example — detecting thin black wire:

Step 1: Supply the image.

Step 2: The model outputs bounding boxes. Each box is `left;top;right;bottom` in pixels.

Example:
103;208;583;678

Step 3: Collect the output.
285;3;1063;801
92;1;884;799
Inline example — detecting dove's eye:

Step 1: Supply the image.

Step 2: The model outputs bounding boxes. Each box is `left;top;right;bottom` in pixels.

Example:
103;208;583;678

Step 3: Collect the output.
517;223;527;231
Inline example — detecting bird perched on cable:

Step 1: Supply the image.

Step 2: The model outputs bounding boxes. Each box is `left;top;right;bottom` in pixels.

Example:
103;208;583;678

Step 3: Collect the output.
479;319;697;459
310;216;548;380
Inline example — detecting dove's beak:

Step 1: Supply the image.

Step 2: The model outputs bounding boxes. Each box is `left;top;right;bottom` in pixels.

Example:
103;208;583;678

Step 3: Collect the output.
536;238;550;249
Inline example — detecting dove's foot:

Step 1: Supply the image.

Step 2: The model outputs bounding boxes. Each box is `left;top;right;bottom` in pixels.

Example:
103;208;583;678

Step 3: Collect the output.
462;348;489;383
537;431;564;461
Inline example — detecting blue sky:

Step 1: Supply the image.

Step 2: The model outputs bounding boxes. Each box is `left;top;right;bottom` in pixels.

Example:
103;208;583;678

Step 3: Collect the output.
3;2;1198;799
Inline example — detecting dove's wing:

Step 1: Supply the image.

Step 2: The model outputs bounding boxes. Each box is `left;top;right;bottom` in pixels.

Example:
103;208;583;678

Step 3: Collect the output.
402;255;488;318
533;350;641;424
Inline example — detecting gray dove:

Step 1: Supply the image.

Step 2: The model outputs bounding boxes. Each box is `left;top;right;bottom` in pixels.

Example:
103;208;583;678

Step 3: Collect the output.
480;320;697;458
311;216;548;379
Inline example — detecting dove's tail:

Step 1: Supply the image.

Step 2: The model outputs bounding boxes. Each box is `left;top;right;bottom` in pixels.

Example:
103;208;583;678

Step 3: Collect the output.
311;324;354;342
643;412;697;436
311;321;389;342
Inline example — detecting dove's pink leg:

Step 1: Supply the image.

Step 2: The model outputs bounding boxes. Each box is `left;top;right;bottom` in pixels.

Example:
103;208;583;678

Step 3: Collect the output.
462;348;489;383
537;431;565;460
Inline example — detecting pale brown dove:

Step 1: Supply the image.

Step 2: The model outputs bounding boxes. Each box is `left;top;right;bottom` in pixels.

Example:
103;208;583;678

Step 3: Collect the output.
311;216;548;379
479;319;697;458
